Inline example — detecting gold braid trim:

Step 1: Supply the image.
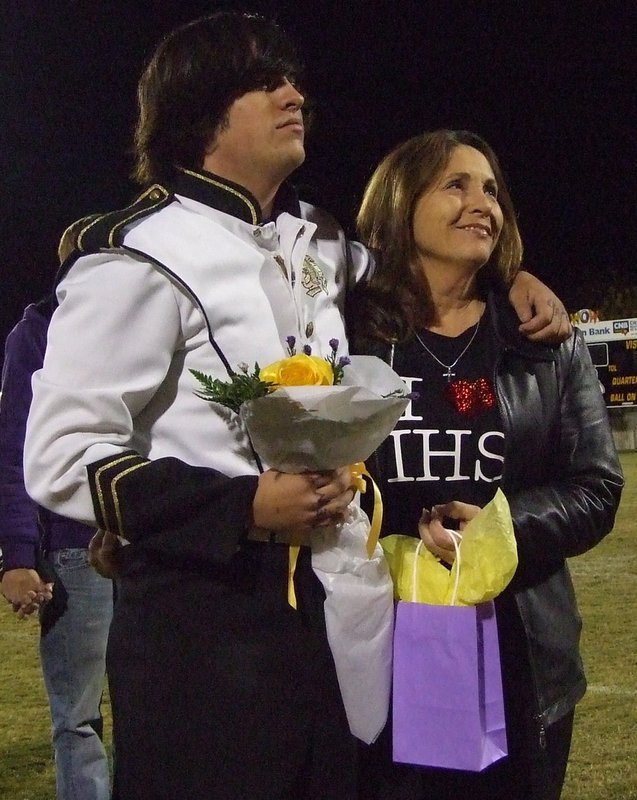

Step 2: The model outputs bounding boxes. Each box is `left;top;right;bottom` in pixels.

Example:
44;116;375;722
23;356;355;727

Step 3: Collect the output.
93;454;142;534
110;461;152;536
180;168;259;225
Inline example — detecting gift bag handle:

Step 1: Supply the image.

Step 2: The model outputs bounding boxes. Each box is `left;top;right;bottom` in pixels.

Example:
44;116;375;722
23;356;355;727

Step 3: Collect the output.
412;530;462;606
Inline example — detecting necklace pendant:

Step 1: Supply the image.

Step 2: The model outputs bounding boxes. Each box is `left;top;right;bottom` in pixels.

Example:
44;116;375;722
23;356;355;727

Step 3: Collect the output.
413;318;481;384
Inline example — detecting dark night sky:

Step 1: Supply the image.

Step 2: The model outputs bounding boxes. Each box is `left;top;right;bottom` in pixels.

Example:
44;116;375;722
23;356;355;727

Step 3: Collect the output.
2;1;636;374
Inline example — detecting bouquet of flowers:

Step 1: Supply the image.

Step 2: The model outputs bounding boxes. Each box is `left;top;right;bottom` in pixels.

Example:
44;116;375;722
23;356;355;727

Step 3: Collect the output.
191;337;410;472
191;337;410;744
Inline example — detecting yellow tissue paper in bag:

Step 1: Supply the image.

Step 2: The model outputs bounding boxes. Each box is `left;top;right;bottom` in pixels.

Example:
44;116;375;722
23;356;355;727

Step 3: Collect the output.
381;489;518;606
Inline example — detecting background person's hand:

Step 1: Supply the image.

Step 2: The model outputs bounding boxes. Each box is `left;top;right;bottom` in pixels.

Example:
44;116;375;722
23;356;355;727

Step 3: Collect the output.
1;568;54;618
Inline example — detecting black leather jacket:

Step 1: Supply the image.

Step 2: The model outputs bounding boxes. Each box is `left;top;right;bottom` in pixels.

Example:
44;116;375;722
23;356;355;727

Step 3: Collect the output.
487;291;624;726
355;289;624;728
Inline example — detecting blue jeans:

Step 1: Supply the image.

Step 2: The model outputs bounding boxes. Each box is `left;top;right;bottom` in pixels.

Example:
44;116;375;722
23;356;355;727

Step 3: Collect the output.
40;548;114;800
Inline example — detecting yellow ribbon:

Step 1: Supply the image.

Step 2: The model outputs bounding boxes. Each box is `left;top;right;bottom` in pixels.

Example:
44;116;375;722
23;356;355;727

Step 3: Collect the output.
286;462;384;609
288;545;300;609
350;462;384;558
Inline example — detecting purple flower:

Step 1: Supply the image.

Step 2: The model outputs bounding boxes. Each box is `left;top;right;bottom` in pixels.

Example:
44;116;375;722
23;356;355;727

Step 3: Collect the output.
329;338;339;352
406;391;420;401
302;344;312;355
338;356;351;367
286;335;296;349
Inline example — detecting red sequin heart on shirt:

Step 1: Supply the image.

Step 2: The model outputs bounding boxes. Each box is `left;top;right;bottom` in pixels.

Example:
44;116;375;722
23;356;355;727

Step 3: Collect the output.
444;377;497;417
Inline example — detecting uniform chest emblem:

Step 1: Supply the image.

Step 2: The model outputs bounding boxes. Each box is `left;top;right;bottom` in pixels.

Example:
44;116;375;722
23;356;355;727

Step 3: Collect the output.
301;255;328;297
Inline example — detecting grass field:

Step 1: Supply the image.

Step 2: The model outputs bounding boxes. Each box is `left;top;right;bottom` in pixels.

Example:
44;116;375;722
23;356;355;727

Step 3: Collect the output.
1;453;635;799
562;450;637;800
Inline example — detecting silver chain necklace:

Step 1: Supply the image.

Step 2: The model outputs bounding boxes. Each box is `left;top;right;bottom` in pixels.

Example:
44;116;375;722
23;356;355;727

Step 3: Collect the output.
414;318;481;382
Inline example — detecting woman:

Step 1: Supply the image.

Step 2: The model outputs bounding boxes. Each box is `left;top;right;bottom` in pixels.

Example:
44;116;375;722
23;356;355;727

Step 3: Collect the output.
350;130;624;800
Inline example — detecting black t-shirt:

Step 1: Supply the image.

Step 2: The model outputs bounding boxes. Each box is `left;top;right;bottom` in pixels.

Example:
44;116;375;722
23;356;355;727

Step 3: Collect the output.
377;306;505;538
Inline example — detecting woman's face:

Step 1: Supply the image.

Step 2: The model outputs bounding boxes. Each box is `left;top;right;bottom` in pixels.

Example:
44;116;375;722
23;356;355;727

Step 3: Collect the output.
411;144;504;275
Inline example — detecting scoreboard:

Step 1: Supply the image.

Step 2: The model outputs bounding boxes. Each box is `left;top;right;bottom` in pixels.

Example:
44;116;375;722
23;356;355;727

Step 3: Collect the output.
574;318;637;408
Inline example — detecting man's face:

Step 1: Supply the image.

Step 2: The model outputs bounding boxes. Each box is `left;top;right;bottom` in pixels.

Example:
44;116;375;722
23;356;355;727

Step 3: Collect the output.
204;78;305;192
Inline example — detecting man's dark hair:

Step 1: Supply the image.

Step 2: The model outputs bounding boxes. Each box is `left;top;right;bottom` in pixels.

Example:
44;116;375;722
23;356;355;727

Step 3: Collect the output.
133;12;303;185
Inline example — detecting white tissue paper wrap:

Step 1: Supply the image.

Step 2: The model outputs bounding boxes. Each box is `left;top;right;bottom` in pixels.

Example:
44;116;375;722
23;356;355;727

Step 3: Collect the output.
239;355;408;743
312;504;395;744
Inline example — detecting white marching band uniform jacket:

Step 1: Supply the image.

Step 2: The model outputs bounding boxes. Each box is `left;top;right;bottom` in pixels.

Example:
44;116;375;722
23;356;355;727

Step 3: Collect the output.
24;171;368;526
24;170;393;744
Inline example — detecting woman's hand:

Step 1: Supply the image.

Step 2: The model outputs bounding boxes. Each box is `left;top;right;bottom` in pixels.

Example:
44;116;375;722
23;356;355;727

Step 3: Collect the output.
253;467;354;535
509;270;571;343
419;500;481;564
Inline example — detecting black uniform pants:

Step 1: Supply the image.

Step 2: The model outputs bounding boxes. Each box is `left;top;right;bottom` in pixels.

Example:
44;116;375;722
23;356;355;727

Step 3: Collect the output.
108;543;357;800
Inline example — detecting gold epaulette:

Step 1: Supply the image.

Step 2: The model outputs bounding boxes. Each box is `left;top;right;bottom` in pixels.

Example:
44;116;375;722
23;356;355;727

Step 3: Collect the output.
58;184;173;264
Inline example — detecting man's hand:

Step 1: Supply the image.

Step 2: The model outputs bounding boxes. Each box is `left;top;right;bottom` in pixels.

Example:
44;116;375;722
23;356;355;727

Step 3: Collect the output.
418;501;481;564
509;270;572;343
88;529;122;579
253;467;354;535
1;568;54;619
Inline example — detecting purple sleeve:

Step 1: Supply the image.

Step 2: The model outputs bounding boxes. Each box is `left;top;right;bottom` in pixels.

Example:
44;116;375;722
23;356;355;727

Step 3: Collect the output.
0;305;48;569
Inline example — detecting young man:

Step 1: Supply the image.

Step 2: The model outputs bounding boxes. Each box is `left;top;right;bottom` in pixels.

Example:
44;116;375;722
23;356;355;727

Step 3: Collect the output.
0;298;113;800
24;12;569;800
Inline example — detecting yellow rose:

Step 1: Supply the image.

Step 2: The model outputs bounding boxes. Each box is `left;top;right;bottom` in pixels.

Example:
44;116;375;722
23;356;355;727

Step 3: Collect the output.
260;353;334;387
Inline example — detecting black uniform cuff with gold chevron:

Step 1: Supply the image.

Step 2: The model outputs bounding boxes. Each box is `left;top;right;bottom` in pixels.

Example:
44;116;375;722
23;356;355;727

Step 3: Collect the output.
88;451;149;534
87;451;259;564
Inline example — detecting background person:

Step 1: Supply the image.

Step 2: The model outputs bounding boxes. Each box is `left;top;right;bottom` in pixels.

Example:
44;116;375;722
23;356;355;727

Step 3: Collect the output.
0;296;113;800
350;129;623;800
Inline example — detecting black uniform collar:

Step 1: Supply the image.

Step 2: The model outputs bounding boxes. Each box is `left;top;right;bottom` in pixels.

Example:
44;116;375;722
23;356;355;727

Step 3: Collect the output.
172;167;301;225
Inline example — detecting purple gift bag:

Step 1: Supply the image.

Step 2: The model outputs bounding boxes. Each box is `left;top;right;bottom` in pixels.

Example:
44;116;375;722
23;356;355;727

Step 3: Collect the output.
392;597;507;771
